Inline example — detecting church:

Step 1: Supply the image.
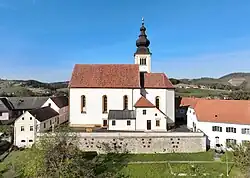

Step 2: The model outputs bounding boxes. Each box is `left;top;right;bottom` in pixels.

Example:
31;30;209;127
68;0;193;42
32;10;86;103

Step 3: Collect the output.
69;19;175;131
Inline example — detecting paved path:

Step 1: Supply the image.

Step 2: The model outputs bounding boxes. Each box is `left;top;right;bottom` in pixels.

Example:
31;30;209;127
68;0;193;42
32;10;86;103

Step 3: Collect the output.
127;160;234;164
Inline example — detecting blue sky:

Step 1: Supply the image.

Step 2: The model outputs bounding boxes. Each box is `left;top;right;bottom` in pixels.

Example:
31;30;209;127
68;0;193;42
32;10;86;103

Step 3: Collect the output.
1;0;250;82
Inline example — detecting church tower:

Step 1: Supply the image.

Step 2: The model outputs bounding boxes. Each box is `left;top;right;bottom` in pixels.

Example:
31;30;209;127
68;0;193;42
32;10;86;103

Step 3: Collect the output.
134;18;151;73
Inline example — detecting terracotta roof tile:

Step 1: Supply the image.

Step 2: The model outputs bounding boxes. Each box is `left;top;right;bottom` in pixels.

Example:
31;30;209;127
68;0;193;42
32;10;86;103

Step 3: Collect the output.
134;96;155;108
195;99;250;125
144;73;174;89
182;97;250;125
180;97;200;108
69;64;141;88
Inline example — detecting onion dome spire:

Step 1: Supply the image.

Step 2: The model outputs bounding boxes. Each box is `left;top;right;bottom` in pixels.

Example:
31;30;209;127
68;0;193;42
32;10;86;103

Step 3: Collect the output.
135;17;151;55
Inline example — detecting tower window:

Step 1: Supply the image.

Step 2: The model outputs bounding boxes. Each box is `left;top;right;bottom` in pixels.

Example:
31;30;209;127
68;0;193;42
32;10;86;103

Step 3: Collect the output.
123;95;128;110
102;95;108;113
140;58;147;65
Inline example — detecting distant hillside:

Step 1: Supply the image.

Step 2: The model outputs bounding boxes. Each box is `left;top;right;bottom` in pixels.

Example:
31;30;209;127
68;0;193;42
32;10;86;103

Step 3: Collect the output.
178;72;250;90
0;79;69;97
219;72;250;80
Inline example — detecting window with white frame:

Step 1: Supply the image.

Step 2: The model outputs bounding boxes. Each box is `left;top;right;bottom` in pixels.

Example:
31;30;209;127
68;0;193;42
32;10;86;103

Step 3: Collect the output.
30;126;33;131
112;120;116;126
212;126;222;132
21;126;24;131
226;127;236;133
127;120;131;126
241;128;250;135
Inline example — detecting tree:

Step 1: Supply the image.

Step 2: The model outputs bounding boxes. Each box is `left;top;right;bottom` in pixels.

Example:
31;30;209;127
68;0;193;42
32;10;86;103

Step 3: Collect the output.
228;91;250;100
8;126;128;178
231;143;250;176
169;78;181;85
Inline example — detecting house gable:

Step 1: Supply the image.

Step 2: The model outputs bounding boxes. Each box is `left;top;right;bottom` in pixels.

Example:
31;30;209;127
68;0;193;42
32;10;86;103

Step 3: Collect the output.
42;98;60;113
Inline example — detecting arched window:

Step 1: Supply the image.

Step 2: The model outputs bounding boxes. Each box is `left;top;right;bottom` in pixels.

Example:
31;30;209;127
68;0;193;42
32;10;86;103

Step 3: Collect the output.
102;95;108;113
123;95;128;110
155;96;160;109
81;95;86;113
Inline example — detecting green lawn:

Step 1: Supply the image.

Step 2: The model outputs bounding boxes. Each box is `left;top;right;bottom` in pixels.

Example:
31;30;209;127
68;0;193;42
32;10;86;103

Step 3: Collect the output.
120;162;239;178
126;151;214;161
2;150;242;178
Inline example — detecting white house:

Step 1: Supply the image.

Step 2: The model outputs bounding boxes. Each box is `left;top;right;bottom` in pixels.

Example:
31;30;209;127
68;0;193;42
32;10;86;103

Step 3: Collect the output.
14;96;69;147
14;106;59;147
69;20;175;131
180;97;250;148
42;96;69;124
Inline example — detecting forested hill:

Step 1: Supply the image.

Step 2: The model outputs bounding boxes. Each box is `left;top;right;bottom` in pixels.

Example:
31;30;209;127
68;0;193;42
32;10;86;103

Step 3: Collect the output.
0;79;69;97
170;72;250;90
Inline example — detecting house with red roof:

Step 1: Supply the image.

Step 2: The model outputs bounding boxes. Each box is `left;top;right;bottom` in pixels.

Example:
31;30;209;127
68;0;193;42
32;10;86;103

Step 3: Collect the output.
180;97;250;148
69;19;175;131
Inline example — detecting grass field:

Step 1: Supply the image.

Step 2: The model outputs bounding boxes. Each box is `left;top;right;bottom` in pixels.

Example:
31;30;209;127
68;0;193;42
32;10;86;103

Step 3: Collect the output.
119;151;240;177
2;150;242;178
126;151;214;161
120;162;241;178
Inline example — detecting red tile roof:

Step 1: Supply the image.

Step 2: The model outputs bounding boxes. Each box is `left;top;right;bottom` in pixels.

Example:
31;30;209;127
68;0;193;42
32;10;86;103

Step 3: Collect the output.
195;99;250;125
181;97;250;125
180;97;200;108
144;73;174;89
69;64;141;88
134;96;155;108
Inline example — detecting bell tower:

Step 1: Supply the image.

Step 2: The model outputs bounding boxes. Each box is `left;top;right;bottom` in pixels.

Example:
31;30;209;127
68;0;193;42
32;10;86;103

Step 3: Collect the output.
134;18;151;73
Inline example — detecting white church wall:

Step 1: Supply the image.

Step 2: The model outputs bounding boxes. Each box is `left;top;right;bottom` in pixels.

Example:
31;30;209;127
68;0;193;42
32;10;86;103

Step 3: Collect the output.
69;88;141;127
143;88;175;123
69;87;175;128
166;89;175;123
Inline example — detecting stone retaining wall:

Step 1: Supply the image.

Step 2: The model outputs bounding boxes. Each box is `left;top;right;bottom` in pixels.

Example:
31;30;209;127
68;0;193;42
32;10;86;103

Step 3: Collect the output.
38;132;206;153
